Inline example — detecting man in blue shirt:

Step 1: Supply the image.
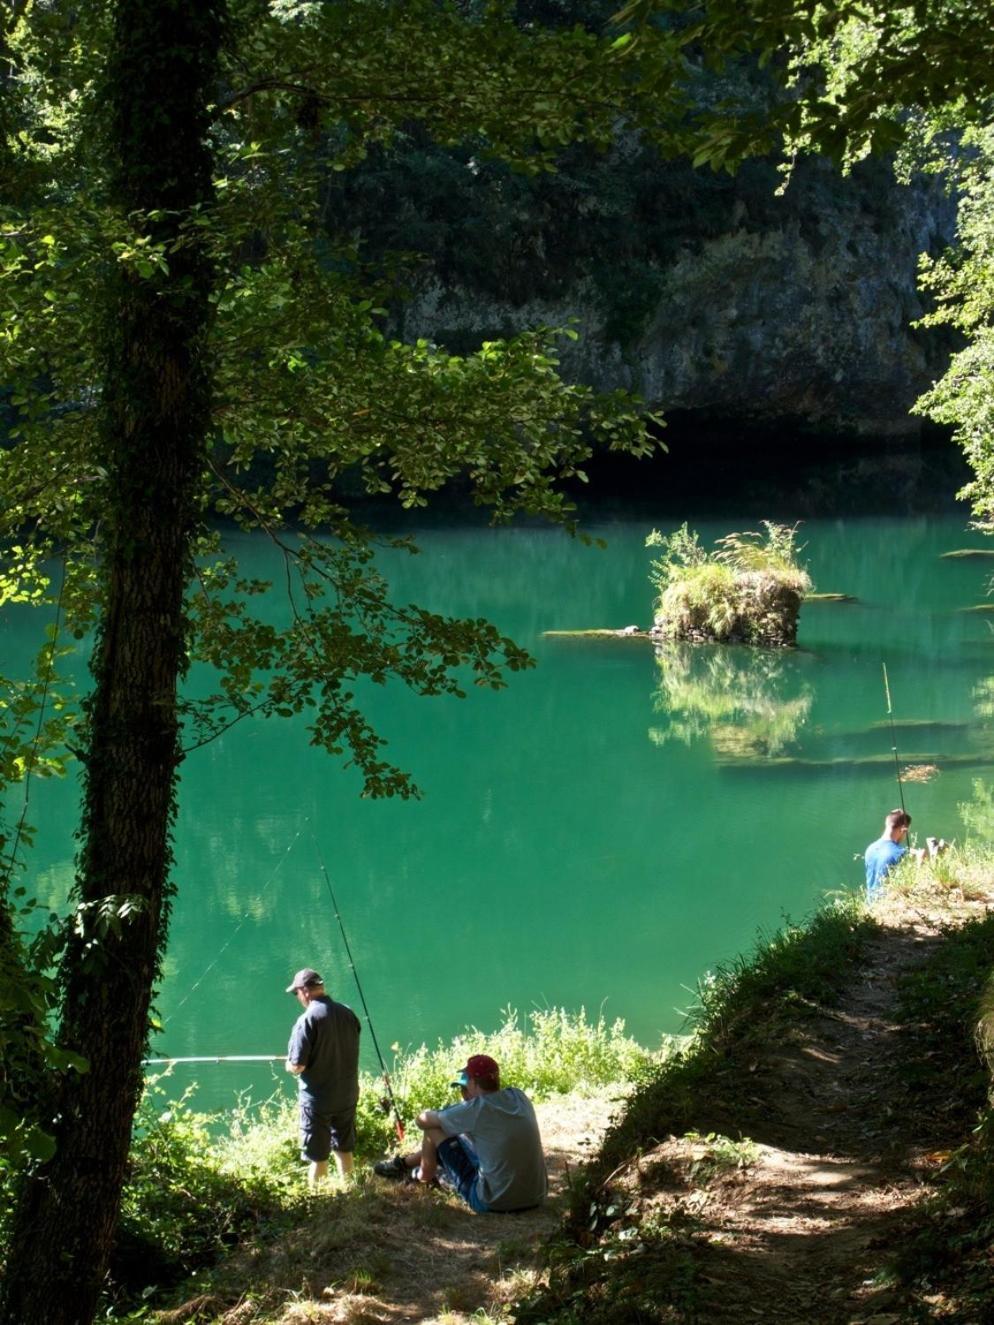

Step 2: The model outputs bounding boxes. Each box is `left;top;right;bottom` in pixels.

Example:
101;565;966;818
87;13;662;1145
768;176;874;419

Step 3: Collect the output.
285;967;361;1189
864;809;912;898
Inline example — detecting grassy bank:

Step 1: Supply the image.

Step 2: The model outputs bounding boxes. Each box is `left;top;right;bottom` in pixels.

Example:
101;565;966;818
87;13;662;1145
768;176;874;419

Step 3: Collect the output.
8;836;994;1322
0;1008;660;1318
515;835;994;1325
514;895;878;1323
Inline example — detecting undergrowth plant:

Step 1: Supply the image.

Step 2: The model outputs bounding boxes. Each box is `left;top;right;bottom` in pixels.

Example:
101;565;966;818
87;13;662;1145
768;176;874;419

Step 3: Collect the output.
386;1006;661;1139
0;1005;662;1317
684;1130;760;1184
106;1081;305;1314
646;522;811;646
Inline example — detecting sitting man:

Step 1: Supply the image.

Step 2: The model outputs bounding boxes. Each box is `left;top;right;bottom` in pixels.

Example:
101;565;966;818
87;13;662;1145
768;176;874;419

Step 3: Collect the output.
374;1053;546;1213
864;808;912;898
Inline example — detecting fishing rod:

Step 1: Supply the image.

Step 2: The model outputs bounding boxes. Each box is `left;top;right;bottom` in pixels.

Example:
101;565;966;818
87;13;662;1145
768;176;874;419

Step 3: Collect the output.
882;661;907;815
144;1054;284;1065
311;833;405;1142
163;822;306;1027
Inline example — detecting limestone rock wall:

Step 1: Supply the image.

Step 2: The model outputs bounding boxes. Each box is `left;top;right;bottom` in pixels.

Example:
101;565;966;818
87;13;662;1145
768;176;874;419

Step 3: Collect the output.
327;146;957;438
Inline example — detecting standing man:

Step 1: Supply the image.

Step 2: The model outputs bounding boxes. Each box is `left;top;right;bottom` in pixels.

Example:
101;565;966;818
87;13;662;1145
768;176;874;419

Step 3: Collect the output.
374;1053;546;1213
864;808;912;898
285;967;361;1189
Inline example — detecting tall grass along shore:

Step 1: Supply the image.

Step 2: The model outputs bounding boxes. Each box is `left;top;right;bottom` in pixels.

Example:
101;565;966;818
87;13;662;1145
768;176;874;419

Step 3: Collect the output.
0;1008;662;1317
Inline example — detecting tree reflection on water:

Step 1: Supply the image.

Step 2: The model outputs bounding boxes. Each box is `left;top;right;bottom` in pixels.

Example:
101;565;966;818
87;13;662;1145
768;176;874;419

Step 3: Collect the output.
649;644;813;759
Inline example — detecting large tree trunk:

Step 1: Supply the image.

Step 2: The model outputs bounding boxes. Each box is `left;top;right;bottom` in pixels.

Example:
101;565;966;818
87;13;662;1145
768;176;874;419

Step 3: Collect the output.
0;3;223;1321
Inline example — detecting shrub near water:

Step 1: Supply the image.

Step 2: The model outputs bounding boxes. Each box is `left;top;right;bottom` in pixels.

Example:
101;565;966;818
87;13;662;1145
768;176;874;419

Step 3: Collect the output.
0;1007;659;1313
361;1006;662;1153
647;521;811;646
98;1082;304;1310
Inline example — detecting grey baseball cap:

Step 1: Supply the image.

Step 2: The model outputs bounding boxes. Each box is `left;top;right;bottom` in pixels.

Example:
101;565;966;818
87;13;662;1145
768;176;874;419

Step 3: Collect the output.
285;967;323;993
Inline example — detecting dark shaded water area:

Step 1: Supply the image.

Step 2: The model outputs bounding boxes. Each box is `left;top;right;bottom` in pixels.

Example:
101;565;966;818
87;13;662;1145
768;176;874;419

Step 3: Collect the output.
11;443;994;1114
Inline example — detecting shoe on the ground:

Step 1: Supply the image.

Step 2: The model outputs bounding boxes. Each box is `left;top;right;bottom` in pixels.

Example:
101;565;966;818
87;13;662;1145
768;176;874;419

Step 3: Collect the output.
407;1165;440;1188
374;1154;409;1179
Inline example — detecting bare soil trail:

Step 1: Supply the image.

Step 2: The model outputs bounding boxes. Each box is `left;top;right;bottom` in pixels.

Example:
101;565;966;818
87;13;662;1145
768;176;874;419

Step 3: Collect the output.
581;887;994;1325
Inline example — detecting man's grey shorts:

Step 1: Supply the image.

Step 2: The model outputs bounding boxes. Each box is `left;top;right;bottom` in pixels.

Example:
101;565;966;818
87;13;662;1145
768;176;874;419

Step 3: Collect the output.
299;1097;357;1162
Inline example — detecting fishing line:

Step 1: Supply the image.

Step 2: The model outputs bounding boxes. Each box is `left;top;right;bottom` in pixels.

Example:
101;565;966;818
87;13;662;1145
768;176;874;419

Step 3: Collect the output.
310;829;405;1142
882;661;907;815
162;820;307;1025
147;825;407;1146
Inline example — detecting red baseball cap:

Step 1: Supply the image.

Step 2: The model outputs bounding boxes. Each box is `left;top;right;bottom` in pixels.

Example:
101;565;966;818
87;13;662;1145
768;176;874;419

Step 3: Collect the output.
450;1053;500;1087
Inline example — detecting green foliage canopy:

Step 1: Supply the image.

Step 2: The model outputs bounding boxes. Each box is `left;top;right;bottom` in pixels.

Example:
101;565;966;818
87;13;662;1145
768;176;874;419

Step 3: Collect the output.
0;0;689;1184
0;0;681;806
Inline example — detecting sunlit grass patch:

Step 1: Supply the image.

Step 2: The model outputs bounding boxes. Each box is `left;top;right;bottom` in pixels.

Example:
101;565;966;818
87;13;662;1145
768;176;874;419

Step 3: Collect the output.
879;843;994;907
647;521;811;646
378;1006;662;1149
683;1131;760;1185
29;1005;658;1319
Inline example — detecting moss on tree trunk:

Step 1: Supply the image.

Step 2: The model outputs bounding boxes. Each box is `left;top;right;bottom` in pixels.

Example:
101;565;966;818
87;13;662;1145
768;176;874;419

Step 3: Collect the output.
0;3;223;1321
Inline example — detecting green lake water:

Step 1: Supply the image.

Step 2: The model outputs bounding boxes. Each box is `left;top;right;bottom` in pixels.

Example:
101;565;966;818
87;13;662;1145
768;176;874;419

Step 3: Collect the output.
14;511;994;1112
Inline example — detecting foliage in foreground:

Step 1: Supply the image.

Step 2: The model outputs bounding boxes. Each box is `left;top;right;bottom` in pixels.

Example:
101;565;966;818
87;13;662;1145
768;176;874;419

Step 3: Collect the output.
0;1005;657;1314
881;898;994;1319
647;522;812;647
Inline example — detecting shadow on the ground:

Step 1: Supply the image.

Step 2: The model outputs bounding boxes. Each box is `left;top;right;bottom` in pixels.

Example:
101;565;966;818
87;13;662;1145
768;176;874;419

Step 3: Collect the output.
519;914;994;1325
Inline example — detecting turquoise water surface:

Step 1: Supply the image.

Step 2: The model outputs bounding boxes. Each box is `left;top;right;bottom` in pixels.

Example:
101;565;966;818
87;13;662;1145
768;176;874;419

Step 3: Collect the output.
12;512;994;1111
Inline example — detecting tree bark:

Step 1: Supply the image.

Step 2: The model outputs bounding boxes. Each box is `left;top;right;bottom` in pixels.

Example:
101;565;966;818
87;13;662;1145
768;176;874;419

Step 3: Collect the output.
0;3;224;1321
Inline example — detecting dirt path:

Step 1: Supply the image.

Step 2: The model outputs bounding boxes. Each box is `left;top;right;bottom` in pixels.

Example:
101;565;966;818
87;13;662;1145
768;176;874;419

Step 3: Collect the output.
667;924;939;1322
337;1091;626;1325
591;894;988;1325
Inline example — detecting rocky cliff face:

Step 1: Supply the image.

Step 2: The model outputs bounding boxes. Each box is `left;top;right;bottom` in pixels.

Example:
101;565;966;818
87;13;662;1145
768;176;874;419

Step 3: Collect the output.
328;143;957;438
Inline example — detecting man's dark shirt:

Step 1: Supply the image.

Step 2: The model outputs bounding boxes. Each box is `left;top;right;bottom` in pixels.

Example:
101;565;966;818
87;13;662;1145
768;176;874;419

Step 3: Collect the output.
287;995;361;1108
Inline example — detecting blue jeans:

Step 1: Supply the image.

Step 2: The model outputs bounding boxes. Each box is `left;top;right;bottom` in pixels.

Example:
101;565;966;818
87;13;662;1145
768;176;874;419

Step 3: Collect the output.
436;1136;491;1212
